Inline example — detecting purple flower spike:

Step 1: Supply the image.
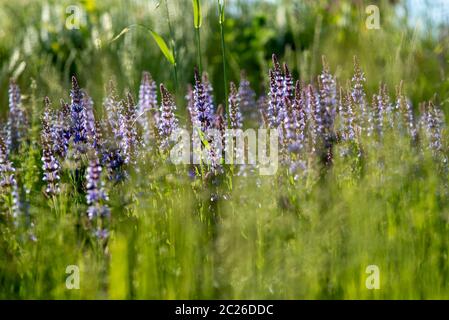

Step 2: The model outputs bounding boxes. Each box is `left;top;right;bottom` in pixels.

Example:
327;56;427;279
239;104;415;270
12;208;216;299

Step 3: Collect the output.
267;54;285;128
238;71;256;113
318;56;336;141
396;81;417;141
307;85;322;151
283;63;294;102
193;68;214;133
85;152;110;240
83;91;99;149
0;134;21;219
202;72;215;115
70;76;88;157
293;81;306;150
186;84;198;129
53;100;71;159
103;80;122;142
119;93;139;164
351;56;370;133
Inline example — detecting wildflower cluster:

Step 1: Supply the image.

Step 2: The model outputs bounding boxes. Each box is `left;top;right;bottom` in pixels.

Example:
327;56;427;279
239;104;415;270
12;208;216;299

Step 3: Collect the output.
1;55;447;241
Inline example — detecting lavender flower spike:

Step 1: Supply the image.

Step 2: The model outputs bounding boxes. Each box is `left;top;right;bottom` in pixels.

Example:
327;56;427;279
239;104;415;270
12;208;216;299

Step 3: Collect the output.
308;84;322;151
267;69;277;128
267;54;285;128
86;151;110;240
214;104;226;148
229;82;243;129
283;63;294;102
83;91;99;149
138;72;159;147
424;101;445;155
53;100;71;159
351;56;369;133
202;72;215;115
192;68;221;171
342;89;356;142
70;76;88;156
193;68;214;133
119;93;139;164
186;84;198;129
318;56;337;141
292;80;306;152
103;80;121;142
396;81;417;141
138;72;158;115
238;71;256;117
7;79;27;152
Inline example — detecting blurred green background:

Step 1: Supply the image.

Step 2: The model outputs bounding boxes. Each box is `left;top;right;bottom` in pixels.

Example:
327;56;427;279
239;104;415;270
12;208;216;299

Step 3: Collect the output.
1;0;449;117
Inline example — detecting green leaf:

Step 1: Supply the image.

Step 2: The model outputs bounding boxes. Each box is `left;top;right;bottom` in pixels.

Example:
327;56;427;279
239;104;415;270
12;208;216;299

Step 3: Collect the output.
149;30;175;65
110;25;175;66
192;0;202;29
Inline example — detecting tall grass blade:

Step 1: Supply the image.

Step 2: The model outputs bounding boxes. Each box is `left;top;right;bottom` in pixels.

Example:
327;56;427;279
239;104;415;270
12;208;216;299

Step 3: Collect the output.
149;30;175;65
192;0;202;29
111;25;175;66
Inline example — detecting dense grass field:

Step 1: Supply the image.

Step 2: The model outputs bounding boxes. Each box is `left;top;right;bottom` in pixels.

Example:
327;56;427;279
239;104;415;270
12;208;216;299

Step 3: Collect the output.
1;0;449;299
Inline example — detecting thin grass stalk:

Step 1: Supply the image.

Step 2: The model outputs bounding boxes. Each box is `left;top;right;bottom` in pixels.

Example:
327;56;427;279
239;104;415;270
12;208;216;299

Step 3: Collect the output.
218;0;229;127
164;0;178;91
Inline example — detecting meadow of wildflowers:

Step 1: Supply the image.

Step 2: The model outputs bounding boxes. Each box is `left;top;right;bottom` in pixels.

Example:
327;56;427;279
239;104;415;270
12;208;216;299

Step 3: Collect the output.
0;0;449;300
